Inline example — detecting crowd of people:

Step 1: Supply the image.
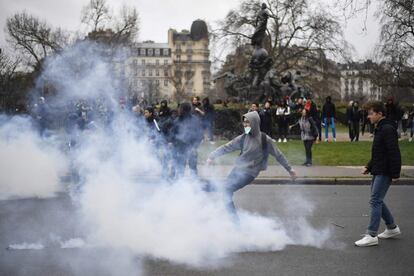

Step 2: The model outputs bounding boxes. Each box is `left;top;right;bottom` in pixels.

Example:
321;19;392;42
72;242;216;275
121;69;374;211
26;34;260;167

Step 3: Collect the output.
346;96;414;142
27;95;406;246
31;94;413;171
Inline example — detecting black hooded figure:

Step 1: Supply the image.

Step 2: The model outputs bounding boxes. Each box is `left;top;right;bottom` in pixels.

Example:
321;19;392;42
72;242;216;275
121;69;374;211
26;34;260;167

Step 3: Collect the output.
171;102;204;178
321;96;336;141
202;97;216;142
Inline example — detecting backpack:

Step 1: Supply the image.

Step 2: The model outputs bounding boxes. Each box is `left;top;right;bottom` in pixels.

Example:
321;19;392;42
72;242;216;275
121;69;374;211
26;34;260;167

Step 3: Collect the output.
240;132;269;159
309;117;318;139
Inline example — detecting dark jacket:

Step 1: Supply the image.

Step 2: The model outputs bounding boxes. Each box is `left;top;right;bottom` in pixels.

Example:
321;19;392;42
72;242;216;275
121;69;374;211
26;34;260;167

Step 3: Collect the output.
322;101;336;119
350;107;362;122
259;108;272;135
366;118;401;178
172;114;203;152
386;102;403;122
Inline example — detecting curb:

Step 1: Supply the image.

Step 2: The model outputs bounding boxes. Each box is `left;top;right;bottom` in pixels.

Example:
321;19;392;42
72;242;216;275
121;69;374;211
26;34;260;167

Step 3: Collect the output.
252;178;414;185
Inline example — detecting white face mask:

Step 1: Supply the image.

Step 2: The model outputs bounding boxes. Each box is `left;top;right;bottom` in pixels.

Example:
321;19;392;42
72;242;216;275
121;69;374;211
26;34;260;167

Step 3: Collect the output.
244;126;251;134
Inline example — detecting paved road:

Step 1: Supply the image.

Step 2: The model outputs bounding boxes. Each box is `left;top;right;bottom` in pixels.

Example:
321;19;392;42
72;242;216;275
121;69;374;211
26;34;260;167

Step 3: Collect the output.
1;185;413;276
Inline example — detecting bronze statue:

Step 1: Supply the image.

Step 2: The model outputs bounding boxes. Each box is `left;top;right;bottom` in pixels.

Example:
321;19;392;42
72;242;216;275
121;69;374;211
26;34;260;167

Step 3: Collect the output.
251;3;269;47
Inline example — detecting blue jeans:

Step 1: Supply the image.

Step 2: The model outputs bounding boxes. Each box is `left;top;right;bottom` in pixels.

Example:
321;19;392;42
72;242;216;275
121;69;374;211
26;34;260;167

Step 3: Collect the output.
324;117;336;139
225;169;255;214
367;175;396;236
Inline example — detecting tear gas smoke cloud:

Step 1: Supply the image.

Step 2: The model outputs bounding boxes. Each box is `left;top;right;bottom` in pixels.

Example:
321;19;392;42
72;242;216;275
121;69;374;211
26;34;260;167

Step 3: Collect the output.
0;116;68;200
2;41;334;270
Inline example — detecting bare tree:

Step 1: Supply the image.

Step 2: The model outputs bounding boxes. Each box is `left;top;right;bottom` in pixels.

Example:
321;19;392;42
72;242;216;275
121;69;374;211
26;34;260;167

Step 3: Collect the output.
82;1;140;43
215;0;352;73
112;5;140;43
377;0;414;64
81;0;111;32
6;12;66;70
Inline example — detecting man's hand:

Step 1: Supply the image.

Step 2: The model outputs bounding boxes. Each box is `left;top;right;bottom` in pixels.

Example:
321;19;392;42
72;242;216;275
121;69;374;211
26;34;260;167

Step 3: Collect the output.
206;158;214;166
289;169;297;181
361;167;369;175
392;177;399;183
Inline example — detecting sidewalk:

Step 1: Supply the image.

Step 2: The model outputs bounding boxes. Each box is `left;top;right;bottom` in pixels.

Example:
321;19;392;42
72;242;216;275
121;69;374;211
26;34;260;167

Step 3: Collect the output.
198;165;414;185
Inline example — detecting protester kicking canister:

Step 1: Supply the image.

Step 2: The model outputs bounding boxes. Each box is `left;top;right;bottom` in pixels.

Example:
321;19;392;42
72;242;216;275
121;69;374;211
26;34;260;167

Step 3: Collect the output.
206;111;296;214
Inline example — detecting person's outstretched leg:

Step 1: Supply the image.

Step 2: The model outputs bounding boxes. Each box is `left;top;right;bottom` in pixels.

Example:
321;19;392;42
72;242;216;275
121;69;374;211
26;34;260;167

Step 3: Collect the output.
324;117;329;140
225;169;255;214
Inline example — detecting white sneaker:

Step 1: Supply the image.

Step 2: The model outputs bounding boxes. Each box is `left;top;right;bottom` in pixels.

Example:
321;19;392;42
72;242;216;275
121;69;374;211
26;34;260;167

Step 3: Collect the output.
283;138;287;143
278;138;282;143
324;138;328;142
333;138;337;142
410;138;413;142
355;234;378;247
378;226;401;239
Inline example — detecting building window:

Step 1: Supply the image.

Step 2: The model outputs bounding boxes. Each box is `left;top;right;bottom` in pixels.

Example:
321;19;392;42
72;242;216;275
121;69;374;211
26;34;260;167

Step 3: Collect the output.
156;69;159;76
155;79;160;86
163;49;169;56
140;49;146;56
142;70;146;76
164;59;168;65
148;49;153;56
176;55;181;60
149;70;153;77
156;59;159;66
164;79;169;86
155;49;160;56
164;70;168;77
142;59;145;65
187;55;192;61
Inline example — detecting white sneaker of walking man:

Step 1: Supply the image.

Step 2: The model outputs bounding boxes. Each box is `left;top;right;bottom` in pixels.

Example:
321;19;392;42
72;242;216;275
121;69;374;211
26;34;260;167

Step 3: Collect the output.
355;235;378;247
378;226;401;239
355;101;402;247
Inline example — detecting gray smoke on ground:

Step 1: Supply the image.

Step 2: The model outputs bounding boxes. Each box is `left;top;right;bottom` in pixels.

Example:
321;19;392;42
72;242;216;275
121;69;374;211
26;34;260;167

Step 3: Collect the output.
0;116;68;200
2;41;333;272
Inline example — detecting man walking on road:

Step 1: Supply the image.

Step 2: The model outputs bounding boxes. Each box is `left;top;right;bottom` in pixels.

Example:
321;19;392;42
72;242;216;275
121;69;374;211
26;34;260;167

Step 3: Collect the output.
355;101;402;247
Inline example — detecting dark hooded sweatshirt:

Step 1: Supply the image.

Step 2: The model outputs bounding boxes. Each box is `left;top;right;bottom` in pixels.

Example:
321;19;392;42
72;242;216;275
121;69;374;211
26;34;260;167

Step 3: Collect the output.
366;118;401;178
208;111;292;177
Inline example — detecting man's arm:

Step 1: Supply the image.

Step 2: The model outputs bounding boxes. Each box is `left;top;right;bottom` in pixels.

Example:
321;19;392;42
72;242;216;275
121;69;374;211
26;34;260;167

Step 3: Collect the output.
266;137;292;172
208;135;244;161
384;126;402;179
266;137;296;179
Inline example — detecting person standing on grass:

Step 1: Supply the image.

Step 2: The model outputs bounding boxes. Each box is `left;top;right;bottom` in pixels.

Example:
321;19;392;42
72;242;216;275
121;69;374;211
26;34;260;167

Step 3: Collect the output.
350;101;362;142
290;109;318;166
206;111;296;214
346;101;354;141
276;99;290;142
355;101;402;247
322;96;336;142
259;101;273;138
409;103;414;142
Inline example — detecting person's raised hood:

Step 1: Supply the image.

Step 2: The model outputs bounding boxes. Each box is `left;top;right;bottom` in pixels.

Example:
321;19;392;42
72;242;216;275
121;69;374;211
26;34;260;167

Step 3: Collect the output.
243;111;261;137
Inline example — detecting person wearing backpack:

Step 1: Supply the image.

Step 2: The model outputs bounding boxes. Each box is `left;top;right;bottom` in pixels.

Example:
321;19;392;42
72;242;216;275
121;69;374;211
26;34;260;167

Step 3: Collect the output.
290;109;319;166
206;111;296;213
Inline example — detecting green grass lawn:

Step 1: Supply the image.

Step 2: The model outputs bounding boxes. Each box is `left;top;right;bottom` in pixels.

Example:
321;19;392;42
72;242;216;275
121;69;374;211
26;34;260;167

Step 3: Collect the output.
199;140;414;166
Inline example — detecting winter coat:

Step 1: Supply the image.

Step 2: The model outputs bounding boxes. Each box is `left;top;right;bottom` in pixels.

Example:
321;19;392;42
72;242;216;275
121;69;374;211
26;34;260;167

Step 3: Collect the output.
366;118;401;178
298;117;318;141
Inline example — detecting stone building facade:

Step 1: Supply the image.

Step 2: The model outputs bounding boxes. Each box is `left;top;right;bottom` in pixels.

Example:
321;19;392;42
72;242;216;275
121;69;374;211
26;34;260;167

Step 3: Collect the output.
126;20;211;102
338;60;383;101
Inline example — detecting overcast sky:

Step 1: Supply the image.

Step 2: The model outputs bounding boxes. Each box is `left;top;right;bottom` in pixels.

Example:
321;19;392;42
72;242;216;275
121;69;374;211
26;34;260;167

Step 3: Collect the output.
0;0;380;61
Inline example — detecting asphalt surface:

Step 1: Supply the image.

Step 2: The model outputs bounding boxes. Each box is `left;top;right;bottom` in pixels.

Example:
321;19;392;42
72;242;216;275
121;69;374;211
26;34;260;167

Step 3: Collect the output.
1;185;413;276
